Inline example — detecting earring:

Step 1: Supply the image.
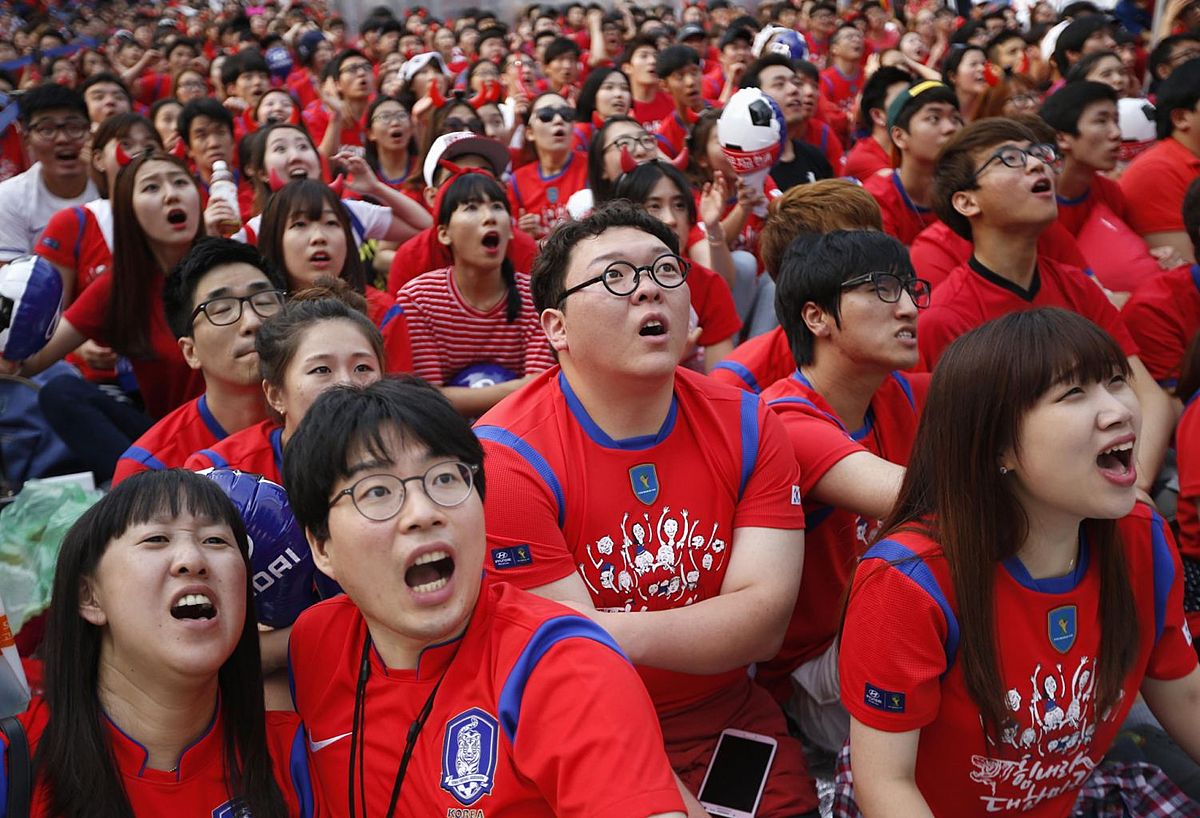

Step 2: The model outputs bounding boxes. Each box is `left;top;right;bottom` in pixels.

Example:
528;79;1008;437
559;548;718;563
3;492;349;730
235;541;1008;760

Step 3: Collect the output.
1000;466;1010;475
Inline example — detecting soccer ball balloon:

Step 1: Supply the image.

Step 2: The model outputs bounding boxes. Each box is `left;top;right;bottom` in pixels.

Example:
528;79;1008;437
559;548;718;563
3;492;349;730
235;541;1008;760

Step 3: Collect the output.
0;255;63;361
717;88;786;216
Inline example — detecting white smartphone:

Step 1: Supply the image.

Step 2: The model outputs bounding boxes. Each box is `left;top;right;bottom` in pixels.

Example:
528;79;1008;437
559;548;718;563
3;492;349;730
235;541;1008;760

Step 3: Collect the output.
697;728;778;818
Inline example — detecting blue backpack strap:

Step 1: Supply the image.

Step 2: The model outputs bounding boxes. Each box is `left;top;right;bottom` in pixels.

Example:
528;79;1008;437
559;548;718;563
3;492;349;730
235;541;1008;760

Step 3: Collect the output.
861;539;959;675
738;391;761;501
712;360;761;394
0;716;29;818
1149;510;1176;645
474;426;566;527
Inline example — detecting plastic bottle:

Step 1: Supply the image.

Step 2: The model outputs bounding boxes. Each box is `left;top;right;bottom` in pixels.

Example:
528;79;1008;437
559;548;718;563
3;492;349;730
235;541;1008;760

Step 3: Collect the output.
208;160;242;237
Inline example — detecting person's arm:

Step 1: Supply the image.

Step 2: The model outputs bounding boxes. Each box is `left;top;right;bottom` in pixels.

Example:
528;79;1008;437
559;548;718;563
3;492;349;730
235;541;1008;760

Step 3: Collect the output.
543;525;804;674
259;625;292;673
688;173;736;289
848;719;934;818
1153;0;1194;44
1142;667;1200;763
335;152;432;235
704;335;735;371
1128;355;1175;493
810;451;906;521
0;317;86;376
586;7;609;66
441;376;532;417
316;92;346;161
1140;231;1196;265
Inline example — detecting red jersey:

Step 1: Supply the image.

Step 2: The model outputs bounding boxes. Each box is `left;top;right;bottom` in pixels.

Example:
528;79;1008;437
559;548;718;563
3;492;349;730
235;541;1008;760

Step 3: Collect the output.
755;370;929;701
1119;136;1200;236
37;200;112;295
506;152;587;237
701;66;726;103
365;285;414;374
818;66;862;143
709;326;794;394
917;256;1138;370
398;267;555;386
840;504;1197;817
864;169;938;245
185;419;283;484
802;117;845;174
679;261;741;346
113;395;234;486
843;135;891;182
0;127;27;184
1119;263;1200;387
910;220;1088;290
633;92;676;131
654;110;693;158
476;366;805;712
1057;174;1128;237
6;697;313;817
288;579;684;818
387;226;538;294
301;101;366;155
286;68;321;108
62;272;204;420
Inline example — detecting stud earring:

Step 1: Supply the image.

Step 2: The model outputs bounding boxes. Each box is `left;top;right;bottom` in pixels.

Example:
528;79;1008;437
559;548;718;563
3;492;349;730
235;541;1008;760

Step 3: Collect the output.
1000;466;1010;475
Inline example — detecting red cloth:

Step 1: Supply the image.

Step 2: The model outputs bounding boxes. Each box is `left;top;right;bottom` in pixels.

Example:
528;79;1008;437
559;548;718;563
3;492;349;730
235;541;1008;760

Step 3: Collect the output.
709;326;794;394
864;170;938;245
910;220;1088;290
387;225;537;294
1119;263;1200;387
185;419;282;483
1119;136;1200;235
843;135;892;181
685;261;742;346
802;118;845;175
840;505;1197;816
633;92;676;131
113;395;234;485
506;151;588;237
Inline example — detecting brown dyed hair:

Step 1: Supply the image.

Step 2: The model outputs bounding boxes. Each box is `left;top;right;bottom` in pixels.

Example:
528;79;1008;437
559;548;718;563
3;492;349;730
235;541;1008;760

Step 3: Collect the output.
931;116;1038;241
758;179;883;276
861;307;1139;744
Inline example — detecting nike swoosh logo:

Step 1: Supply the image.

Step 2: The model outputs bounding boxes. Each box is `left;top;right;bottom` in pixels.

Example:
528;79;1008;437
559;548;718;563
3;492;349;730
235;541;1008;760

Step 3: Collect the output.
308;731;353;752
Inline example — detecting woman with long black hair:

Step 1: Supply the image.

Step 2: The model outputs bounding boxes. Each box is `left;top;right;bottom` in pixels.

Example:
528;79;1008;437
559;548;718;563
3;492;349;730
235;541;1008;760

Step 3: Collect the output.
838;308;1200;817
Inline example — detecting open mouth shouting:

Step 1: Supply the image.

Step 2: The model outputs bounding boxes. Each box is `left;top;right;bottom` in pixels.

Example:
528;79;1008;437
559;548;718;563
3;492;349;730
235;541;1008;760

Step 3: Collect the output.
639;313;669;338
405;548;456;596
481;230;502;254
1096;436;1136;487
171;589;217;622
167;207;190;230
1031;176;1053;196
309;249;333;269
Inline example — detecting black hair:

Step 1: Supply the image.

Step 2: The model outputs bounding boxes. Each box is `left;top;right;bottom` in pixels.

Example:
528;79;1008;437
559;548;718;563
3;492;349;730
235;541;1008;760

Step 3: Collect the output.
531;200;680;313
618;33;659;67
436;173;521;323
942;43;985;86
775;229;915;366
1148;34;1200;92
587;115;644;204
1053;14;1109;75
18;82;87;127
283;377;486;541
364;95;418;177
1066;49;1121;83
37;469;288;818
165;36;199;60
178;98;234;146
655;44;700;79
612;159;698;227
741;52;795;89
859;66;912;133
892;83;960;133
325;48;370;82
986;28;1024;57
256;294;385;392
163;237;286;338
258;179;368;294
1155;58;1200;140
79;72;133;105
576;66;629;123
1038;80;1116;136
544;35;582;63
221;49;271;87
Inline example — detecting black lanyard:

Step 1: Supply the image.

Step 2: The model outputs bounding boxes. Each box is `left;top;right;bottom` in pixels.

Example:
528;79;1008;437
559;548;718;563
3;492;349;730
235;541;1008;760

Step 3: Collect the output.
347;633;450;818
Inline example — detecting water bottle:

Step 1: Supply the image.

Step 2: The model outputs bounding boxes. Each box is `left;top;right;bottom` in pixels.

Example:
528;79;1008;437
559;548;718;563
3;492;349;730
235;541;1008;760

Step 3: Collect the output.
208;160;242;237
0;594;30;717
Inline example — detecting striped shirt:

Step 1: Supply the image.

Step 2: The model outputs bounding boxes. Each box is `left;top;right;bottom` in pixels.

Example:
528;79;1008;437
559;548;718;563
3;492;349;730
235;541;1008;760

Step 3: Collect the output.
398;266;556;386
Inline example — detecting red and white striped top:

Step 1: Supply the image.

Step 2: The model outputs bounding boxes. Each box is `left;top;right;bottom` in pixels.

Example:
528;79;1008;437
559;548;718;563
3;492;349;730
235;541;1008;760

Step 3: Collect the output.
398;266;556;386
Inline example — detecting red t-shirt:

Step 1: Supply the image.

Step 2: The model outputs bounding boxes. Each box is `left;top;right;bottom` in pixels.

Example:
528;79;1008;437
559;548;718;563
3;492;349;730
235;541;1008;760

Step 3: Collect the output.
654;110;692;158
701;66;726;103
506;152;588;237
185;419;283;484
681;261;741;346
37;201;112;295
709;326;794;394
398;267;555;385
1056;175;1163;293
843;135;891;182
917;256;1137;370
0;127;27;184
286;67;321;108
756;369;929;701
864;169;939;245
1176;398;1200;564
1057;174;1128;237
301;100;367;154
365;285;414;374
1119;136;1200;235
633;92;676;131
910;221;1088;290
840;505;1197;816
113;395;234;485
289;578;684;817
62;272;204;419
818;66;862;144
387;225;538;293
476;366;805;713
802;117;845;175
1119;263;1200;387
7;698;313;817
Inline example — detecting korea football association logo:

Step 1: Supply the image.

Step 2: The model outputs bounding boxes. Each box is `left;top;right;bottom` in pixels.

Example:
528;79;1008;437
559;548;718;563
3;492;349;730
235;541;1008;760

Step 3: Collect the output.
1048;605;1077;654
441;708;499;806
629;464;660;505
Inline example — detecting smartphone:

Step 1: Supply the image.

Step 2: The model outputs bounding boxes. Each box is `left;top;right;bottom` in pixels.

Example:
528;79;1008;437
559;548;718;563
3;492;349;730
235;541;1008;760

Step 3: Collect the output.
697;729;777;818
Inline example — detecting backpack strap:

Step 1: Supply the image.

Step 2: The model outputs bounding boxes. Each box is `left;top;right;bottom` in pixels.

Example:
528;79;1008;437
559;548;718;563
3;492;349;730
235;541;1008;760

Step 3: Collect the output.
1;716;30;818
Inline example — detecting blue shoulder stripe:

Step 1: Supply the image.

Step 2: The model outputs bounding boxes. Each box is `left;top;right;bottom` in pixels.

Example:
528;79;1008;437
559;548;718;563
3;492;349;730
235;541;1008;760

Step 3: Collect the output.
738;391;760;501
497;615;625;744
474;426;565;527
194;449;229;469
862;539;959;674
379;303;404;330
119;446;166;471
766;395;846;431
1150;510;1175;645
712;360;761;394
289;721;316;818
890;371;916;411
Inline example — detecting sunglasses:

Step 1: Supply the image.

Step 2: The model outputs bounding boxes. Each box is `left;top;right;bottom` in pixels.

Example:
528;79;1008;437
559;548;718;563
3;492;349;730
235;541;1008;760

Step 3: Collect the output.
533;105;576;123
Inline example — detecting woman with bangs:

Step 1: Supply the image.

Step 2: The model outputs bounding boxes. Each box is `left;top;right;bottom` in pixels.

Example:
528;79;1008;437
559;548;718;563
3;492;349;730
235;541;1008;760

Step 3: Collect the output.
398;170;555;417
4;469;310;818
1;151;207;482
574;67;633;150
363;95;422;203
837;308;1200;818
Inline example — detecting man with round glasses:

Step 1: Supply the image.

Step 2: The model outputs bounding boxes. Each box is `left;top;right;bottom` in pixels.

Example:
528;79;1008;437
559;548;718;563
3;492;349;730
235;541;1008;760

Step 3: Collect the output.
476;202;819;816
112;238;287;483
756;229;931;757
924;117;1174;498
281;377;687;817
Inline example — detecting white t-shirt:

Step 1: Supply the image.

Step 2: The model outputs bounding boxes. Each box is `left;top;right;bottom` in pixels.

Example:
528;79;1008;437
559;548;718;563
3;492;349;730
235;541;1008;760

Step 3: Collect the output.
244;198;393;248
0;163;98;263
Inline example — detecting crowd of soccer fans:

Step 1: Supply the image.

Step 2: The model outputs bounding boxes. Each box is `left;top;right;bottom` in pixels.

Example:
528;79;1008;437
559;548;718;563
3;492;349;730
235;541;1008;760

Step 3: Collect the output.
1;0;1200;813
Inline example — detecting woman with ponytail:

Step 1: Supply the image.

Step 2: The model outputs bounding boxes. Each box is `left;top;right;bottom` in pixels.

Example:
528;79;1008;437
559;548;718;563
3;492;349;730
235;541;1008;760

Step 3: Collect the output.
398;170;554;417
837;308;1200;817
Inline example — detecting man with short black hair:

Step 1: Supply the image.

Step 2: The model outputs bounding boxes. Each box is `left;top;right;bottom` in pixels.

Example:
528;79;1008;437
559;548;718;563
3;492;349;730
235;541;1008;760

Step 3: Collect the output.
1052;14;1116;78
844;66;911;180
542;36;583;93
220;49;271;115
652;44;706;156
0;84;98;265
178;98;237;189
1147;34;1200;92
620;34;674;128
304;49;374;158
79;72;133;126
740;54;838;186
701;26;752;104
819;24;865;143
